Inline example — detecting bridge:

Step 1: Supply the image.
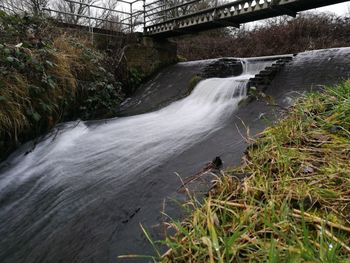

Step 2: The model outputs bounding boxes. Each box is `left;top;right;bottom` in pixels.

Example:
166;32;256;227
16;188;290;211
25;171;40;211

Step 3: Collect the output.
2;0;346;39
144;0;349;38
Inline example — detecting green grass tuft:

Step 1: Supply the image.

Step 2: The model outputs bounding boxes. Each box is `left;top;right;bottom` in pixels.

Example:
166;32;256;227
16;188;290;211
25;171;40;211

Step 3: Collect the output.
188;75;203;94
162;80;350;262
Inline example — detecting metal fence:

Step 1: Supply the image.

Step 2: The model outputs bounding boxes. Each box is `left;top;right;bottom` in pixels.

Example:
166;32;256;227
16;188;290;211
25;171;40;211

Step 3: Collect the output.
0;0;146;33
142;0;233;28
144;0;202;26
0;0;217;34
43;0;145;33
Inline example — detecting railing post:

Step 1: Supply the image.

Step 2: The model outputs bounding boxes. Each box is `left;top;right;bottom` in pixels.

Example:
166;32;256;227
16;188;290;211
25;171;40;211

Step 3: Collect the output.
174;0;178;18
162;0;166;22
130;3;133;33
143;0;146;33
213;0;218;19
87;3;94;44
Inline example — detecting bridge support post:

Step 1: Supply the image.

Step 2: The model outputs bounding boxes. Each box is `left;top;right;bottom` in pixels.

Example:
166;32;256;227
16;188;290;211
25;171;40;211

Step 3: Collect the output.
125;35;178;78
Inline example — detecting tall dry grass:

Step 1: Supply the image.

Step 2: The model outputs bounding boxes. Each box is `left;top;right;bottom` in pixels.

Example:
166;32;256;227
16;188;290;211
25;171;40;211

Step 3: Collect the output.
0;13;124;160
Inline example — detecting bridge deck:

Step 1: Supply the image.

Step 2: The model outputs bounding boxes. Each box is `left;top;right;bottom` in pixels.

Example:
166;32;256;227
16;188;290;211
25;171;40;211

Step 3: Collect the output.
144;0;348;38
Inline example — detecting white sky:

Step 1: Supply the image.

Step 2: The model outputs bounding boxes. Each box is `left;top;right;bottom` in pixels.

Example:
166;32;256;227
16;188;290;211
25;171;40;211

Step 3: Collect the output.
313;2;350;15
242;2;350;30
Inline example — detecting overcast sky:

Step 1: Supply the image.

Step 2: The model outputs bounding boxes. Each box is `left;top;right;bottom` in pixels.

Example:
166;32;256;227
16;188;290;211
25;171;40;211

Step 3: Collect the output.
313;2;349;15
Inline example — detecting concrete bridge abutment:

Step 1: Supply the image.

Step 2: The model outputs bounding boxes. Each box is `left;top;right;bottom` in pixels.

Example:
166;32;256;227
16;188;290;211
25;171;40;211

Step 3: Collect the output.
125;35;178;78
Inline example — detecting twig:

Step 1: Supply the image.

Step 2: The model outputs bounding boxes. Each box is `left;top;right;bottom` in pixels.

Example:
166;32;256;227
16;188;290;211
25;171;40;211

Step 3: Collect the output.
316;224;350;253
212;200;254;210
234;116;255;144
211;201;350;233
293;209;350;233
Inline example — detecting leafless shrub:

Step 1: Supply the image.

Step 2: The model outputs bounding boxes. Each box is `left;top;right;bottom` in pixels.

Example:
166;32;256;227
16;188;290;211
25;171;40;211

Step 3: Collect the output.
176;12;350;60
1;0;49;14
51;0;119;27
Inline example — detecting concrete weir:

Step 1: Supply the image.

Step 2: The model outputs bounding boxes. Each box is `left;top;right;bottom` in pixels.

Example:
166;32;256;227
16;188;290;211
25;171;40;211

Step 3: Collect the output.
115;47;350;261
0;48;349;263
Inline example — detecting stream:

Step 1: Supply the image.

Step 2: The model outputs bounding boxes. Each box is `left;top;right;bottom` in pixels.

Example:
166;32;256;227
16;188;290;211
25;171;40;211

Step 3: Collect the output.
1;48;350;262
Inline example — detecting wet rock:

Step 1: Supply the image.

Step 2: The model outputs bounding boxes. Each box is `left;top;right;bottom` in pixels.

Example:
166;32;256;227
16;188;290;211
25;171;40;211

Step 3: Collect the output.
212;156;223;169
330;125;340;134
201;58;243;78
177;156;224;194
302;165;314;174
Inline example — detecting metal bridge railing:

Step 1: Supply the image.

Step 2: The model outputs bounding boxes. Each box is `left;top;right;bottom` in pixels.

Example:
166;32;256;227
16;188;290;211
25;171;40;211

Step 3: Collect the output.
142;0;277;34
2;0;348;37
43;0;145;33
0;0;228;33
0;0;244;35
144;0;204;27
0;0;145;34
143;0;239;26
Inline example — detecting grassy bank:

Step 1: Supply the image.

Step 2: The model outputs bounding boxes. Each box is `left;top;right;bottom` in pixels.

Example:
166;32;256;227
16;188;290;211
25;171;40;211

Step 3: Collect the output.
162;81;350;262
0;13;127;160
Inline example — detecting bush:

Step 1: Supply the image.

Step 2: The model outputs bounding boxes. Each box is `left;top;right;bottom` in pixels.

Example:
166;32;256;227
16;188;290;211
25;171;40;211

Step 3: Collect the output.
177;13;350;60
0;13;124;160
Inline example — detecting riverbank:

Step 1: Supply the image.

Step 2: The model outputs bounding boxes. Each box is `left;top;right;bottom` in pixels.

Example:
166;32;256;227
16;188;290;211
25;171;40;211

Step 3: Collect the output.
1;46;349;261
162;80;350;262
0;13;132;160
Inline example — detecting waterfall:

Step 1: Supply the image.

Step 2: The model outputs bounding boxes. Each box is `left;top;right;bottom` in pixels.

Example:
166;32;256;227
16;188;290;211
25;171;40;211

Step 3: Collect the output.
0;59;272;262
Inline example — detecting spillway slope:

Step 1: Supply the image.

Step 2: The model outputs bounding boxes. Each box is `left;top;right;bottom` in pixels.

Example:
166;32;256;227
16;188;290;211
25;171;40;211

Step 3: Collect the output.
0;48;349;263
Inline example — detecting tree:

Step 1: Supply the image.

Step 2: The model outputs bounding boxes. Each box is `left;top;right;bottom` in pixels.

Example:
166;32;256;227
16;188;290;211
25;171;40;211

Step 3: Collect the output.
144;0;217;25
101;13;124;31
53;0;97;25
52;0;119;27
25;0;49;14
1;0;48;14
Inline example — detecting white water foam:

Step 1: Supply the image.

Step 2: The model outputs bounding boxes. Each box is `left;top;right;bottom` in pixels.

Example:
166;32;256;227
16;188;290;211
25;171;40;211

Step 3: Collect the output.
1;60;272;192
0;59;275;262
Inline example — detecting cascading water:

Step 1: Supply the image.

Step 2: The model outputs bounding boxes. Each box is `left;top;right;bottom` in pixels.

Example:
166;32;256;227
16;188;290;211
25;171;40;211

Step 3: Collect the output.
0;59;272;262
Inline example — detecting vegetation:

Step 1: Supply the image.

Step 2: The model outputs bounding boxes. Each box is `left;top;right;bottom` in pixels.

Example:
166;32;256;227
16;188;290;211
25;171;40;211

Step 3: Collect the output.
0;12;125;159
188;75;203;94
161;80;350;262
177;13;350;60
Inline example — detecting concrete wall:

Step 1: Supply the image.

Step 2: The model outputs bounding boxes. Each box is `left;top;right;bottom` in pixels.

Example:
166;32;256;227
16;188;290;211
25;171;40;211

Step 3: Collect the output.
125;36;178;77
